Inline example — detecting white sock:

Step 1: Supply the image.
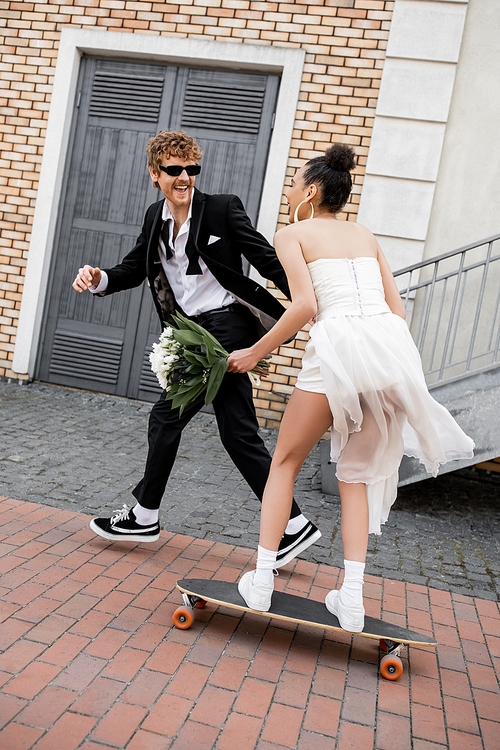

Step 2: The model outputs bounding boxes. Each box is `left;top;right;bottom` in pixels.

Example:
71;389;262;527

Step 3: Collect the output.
339;559;365;607
254;545;277;586
133;503;159;526
285;513;307;535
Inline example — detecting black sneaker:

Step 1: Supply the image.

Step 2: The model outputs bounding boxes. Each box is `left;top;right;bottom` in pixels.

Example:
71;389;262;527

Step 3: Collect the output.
90;505;160;542
275;521;321;568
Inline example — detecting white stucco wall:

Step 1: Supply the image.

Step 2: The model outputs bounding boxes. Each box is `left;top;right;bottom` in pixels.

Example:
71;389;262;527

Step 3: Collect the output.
357;0;469;272
423;0;500;257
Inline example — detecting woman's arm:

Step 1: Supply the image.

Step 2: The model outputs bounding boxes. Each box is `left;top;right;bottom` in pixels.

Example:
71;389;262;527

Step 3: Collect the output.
227;228;317;373
376;242;406;319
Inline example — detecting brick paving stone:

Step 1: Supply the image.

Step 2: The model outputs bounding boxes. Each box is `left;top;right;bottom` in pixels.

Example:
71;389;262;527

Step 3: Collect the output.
141;693;193;737
15;685;77;730
336;721;374;750
2;660;62;700
0;694;27;730
0;722;44;749
190;685;235;727
376;712;412;750
261;703;304;747
447;729;484;750
32;713;97;750
217;712;263;750
70;677;124;718
208;654;249;691
91;702;148;747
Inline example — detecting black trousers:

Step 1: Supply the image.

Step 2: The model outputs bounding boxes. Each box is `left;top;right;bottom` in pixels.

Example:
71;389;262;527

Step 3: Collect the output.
133;305;301;518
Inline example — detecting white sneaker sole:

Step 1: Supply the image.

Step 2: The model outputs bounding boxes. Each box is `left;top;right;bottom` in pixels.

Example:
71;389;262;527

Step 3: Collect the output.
89;519;160;543
275;529;322;568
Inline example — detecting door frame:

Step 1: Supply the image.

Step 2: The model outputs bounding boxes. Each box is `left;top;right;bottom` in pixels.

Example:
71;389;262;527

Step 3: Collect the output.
13;29;305;378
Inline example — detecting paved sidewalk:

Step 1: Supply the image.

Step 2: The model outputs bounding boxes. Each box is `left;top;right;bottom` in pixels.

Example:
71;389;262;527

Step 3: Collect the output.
1;381;499;600
0;496;499;750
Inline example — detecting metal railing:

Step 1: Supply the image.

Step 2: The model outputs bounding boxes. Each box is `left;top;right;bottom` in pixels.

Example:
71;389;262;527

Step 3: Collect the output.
394;232;500;389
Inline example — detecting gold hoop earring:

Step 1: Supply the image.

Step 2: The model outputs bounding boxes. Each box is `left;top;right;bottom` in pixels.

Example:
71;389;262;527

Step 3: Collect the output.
293;200;315;223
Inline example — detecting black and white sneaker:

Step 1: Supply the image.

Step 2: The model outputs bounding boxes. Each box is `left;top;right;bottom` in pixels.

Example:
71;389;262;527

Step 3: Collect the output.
90;505;160;543
275;521;321;568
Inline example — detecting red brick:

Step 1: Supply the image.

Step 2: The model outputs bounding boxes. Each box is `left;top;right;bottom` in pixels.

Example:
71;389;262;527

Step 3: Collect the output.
410;674;442;708
169;720;219;750
84;627;129;658
209;654;248;691
233;676;275;717
142;693;193;736
377;678;410;715
462;640;492;666
310;664;345;700
336;721;374;750
166;662;211;700
14;596;61;623
480;718;500;750
125;730;172;750
109;605;151;632
248;648;286;682
412;703;447;744
16;685;76;729
440;668;472;700
0;639;46;673
479;616;500;637
304;692;340;736
275;670;313;709
69;609;114;638
0;616;33;649
218;712;263;750
91;701;147;746
54;654;106;691
45;578;86;602
436;645;465;673
473;688;500;722
71;677;125;718
127;622;170;652
341;686;376;725
0;722;43;749
202;613;240;641
225;630;261;660
261;702;304;747
146;641;189;674
444;695;480;734
0;693;27;729
3;660;61;700
122;669;170;709
261;626;295;654
448;729;483;750
39;632;90;666
467;662;498;692
186;635;226;667
3;581;48;605
376;712;411;750
54;593;98;619
31;712;96;750
190;685;235;727
101;646;148;683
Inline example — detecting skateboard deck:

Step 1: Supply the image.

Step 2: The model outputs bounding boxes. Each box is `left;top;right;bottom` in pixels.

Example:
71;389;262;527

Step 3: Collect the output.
175;578;437;680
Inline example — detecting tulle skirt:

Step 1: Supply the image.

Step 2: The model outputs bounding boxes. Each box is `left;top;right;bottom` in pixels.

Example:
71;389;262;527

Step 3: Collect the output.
296;312;475;534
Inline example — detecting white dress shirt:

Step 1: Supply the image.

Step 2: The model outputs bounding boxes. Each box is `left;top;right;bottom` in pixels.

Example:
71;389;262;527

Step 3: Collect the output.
91;195;235;316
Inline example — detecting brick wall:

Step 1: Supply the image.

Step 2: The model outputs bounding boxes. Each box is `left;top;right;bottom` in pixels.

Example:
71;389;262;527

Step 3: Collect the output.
0;0;394;427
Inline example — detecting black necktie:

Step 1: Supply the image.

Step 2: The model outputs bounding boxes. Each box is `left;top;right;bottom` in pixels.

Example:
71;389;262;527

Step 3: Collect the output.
160;221;173;261
161;219;202;275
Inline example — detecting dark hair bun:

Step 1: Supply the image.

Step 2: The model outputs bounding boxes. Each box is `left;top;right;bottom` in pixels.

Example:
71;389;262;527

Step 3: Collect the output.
324;143;356;173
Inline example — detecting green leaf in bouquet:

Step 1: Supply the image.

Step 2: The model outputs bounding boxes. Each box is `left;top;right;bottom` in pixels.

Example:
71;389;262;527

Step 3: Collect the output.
173;329;205;348
205;357;228;405
184;350;209;367
173;312;229;354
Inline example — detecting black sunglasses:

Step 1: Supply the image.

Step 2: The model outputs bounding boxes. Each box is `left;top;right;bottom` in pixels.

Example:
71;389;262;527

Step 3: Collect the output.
159;164;201;177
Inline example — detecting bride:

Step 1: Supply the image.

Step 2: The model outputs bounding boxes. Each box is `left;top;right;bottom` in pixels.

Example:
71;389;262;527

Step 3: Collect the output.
227;143;474;632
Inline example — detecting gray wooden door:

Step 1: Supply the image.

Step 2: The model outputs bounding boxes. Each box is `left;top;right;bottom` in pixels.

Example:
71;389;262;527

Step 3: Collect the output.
38;57;279;401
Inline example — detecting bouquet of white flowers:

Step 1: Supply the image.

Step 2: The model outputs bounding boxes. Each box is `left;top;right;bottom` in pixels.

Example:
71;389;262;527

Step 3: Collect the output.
150;312;270;415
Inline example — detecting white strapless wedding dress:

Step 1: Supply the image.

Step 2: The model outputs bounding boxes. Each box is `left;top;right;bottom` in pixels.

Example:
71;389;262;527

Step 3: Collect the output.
295;257;474;535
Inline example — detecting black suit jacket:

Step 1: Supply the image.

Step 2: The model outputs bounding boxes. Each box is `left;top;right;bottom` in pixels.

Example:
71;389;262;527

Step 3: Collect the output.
102;188;290;336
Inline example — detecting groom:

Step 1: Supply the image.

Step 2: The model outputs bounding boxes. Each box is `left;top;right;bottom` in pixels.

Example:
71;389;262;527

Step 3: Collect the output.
72;130;320;566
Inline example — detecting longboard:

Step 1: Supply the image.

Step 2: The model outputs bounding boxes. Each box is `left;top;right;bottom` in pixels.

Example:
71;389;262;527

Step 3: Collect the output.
175;578;437;681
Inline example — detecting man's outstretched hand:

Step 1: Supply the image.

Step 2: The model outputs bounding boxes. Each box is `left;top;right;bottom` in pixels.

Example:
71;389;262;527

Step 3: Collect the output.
73;265;102;293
